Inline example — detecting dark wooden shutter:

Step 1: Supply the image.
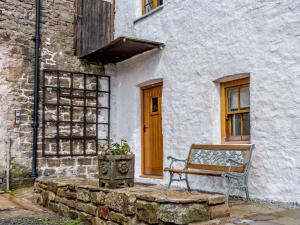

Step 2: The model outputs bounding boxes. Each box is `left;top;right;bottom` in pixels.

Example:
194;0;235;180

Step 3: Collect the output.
74;0;114;57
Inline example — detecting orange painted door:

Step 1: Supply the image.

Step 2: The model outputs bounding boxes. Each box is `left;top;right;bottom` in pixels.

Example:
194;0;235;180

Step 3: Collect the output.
142;84;163;176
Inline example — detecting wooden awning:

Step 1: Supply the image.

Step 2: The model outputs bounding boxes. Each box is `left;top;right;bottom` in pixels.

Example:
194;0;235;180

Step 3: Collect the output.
79;36;165;63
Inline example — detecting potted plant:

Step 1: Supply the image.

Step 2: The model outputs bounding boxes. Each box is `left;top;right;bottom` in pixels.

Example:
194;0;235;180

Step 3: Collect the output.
98;139;135;188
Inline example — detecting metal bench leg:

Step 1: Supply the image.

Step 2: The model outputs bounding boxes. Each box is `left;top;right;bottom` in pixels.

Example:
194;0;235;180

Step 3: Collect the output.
185;174;191;191
168;172;174;189
244;177;250;201
226;178;232;202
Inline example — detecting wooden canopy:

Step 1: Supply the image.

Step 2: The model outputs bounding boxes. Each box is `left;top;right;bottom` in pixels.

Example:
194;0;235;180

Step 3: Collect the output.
79;36;165;63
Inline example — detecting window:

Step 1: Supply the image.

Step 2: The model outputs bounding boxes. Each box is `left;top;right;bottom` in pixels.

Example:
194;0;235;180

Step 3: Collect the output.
221;77;250;143
142;0;163;15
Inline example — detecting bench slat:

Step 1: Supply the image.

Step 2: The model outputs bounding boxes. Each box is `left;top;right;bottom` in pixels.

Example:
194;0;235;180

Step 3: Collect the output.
187;163;245;173
191;144;251;151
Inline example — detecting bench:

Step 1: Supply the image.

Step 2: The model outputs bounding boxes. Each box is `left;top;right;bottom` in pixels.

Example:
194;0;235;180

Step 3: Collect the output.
164;144;255;200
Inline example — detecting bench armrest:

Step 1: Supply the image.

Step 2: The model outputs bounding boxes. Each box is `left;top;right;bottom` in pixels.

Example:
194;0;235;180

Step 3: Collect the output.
166;156;187;169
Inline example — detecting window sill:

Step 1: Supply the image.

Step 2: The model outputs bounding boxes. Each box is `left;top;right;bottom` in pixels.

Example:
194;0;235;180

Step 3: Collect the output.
223;141;251;144
134;5;164;24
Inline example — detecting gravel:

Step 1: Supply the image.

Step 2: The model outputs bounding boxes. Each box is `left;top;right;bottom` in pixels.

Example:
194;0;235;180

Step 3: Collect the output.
0;217;79;225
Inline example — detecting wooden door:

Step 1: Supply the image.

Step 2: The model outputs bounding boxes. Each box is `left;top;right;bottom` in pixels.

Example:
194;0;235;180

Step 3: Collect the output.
142;83;163;176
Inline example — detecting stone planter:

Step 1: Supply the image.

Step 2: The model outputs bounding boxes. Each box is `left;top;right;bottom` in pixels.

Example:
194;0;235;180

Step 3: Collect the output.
98;154;135;188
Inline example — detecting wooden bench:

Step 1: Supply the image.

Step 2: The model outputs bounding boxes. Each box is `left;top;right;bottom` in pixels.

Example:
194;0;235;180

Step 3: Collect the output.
164;144;255;200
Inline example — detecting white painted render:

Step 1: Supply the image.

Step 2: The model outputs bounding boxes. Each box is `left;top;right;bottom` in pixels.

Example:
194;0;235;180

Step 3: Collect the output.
109;0;300;204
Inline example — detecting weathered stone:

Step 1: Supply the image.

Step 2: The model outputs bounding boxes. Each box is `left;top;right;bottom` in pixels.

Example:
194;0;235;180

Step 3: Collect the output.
91;191;106;205
97;206;109;220
48;191;56;202
77;188;91;202
78;212;94;225
159;203;210;224
105;191;136;215
47;159;61;167
209;204;230;220
136;200;160;224
41;191;49;207
92;217;107;225
57;187;67;197
76;202;97;216
47;182;58;193
78;158;92;165
69;210;79;219
48;202;59;213
109;211;131;225
58;203;70;217
65;190;77;199
60;198;77;208
62;158;76;166
207;195;226;206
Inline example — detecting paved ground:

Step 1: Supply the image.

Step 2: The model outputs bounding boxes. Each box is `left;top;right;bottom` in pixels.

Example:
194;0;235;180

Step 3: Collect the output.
0;187;81;225
0;187;299;225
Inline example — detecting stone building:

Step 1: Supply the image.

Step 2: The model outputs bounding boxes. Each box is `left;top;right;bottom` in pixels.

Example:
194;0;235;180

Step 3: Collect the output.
0;0;299;205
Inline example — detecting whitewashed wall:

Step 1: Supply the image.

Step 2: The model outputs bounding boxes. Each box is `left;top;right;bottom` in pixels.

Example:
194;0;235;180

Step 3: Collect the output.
110;0;300;204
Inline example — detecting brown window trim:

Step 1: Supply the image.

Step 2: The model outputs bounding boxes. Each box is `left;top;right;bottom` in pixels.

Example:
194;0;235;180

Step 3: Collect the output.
220;77;250;144
142;0;163;15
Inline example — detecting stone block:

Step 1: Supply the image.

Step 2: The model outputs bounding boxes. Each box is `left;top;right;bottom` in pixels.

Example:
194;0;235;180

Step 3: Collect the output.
159;203;209;224
91;191;106;205
78;212;94;225
76;202;97;216
65;190;77;199
97;206;109;220
60;198;76;208
47;159;61;167
57;187;67;197
109;211;131;225
48;202;59;213
69;210;79;219
77;188;91;202
78;158;92;165
62;158;76;166
48;191;56;202
105;191;136;215
47;181;58;193
209;204;230;220
207;195;226;206
58;203;70;217
92;217;107;225
136;200;159;224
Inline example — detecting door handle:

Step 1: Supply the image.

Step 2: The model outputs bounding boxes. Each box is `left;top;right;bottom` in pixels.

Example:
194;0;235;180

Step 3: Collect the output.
143;124;148;132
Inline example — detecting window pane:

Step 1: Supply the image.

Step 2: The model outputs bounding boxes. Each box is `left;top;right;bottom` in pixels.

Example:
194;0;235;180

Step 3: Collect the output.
240;86;250;109
158;0;163;6
145;0;153;13
152;97;158;113
231;114;241;136
242;113;250;135
228;88;238;112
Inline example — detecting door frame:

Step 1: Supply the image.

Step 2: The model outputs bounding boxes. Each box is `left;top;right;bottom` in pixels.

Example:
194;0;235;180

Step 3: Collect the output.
140;81;163;179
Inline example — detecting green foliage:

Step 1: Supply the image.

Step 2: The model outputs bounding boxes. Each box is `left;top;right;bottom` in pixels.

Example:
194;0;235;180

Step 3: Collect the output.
110;139;131;155
63;220;83;225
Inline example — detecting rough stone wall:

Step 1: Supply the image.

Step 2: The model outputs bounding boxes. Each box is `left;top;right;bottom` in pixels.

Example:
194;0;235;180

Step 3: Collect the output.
0;0;104;187
33;178;230;225
111;0;300;204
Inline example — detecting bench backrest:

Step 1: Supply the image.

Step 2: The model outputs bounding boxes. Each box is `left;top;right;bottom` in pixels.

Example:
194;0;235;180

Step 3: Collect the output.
187;144;255;173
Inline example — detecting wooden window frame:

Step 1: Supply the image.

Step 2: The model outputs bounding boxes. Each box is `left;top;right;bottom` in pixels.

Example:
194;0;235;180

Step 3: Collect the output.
221;77;250;144
142;0;163;15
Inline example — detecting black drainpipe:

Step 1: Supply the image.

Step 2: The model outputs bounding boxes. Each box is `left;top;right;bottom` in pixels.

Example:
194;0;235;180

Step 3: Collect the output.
31;0;41;180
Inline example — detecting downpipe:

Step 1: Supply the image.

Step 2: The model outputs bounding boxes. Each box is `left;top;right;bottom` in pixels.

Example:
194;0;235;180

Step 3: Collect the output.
31;0;41;181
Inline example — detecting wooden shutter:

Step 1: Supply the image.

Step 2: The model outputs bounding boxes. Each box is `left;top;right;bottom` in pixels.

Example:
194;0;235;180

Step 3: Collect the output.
74;0;114;57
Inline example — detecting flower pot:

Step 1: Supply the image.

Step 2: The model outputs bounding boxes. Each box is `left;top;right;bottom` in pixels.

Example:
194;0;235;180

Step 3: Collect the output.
98;154;135;188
